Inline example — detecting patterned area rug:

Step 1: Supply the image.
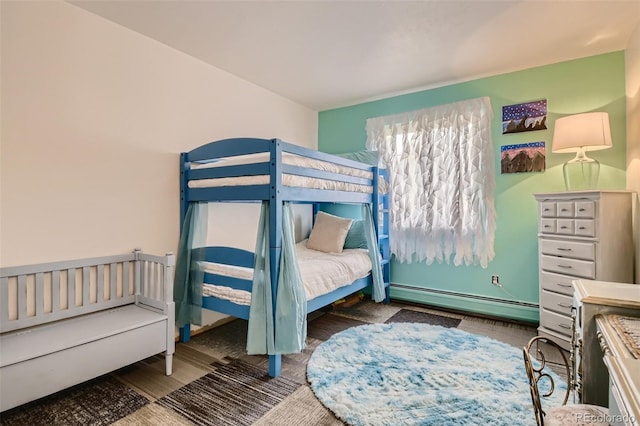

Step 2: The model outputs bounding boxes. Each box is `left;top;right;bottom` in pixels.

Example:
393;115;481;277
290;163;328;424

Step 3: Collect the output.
157;358;300;426
385;308;461;328
0;375;149;426
307;322;565;426
307;312;369;341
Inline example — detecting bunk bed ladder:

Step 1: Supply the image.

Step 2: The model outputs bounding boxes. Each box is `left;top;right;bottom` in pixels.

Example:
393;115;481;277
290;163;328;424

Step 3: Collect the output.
378;168;391;303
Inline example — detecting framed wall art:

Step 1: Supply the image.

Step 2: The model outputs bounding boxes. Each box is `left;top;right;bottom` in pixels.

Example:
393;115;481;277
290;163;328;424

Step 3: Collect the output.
502;99;547;134
501;141;546;174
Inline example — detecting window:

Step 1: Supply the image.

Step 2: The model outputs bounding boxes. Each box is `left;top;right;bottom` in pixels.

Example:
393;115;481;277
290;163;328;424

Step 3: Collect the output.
366;97;495;268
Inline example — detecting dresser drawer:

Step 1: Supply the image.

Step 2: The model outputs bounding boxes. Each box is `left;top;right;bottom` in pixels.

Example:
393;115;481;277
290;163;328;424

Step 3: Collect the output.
540;308;573;337
540;271;576;296
574;220;596;237
540;289;574;316
556;219;574;235
575;201;595;218
540;255;596;279
540;202;557;217
557;202;575;217
540;239;596;261
540;219;556;234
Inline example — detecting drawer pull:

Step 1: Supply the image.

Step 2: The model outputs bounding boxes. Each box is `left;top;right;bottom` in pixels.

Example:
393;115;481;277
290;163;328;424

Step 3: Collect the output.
596;330;611;356
557;265;573;269
560;226;568;229
578;208;585;212
559;323;572;329
544;225;551;228
557;283;572;287
544;208;550;211
558;303;572;308
561;208;568;212
557;248;572;251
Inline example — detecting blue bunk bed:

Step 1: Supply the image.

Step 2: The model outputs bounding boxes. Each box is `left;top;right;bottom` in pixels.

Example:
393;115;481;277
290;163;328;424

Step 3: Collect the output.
176;137;389;377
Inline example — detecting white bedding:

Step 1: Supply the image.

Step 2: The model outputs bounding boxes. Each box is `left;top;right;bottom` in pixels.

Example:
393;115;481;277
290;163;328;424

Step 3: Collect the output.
191;152;373;179
189;152;375;193
189;174;374;193
201;240;372;305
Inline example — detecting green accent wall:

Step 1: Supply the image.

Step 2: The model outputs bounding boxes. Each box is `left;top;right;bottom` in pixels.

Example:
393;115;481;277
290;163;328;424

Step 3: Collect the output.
318;52;627;323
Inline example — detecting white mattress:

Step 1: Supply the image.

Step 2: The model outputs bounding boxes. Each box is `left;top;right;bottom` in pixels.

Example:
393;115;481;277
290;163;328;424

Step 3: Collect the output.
189;152;374;193
191;152;373;178
189;174;373;193
201;240;372;305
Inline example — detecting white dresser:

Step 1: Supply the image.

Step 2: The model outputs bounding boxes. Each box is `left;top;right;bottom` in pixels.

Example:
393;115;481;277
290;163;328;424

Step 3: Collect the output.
534;191;633;350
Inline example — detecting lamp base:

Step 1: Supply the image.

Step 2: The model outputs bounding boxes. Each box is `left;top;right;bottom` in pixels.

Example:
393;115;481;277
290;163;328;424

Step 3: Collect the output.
562;157;600;191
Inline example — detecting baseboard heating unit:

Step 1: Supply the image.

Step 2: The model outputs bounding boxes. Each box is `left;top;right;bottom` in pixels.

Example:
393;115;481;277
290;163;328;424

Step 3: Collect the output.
390;283;539;324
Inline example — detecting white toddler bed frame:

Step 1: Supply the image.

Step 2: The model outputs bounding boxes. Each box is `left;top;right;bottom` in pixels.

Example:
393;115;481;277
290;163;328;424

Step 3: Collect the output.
0;249;175;412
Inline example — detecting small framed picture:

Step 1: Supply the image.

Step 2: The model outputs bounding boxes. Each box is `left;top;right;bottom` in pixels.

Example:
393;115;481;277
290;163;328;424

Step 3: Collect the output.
501;142;545;174
502;100;547;134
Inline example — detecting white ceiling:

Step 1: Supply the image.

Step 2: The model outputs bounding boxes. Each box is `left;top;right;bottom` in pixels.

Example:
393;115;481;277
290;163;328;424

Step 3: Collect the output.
71;0;640;111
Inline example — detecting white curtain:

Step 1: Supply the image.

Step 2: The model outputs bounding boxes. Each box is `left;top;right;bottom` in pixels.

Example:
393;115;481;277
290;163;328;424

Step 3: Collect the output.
366;96;496;268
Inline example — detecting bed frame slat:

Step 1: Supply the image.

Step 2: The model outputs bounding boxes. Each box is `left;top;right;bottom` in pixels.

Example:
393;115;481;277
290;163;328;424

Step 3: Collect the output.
17;275;27;321
82;267;90;306
203;273;252;292
202;295;250;319
35;273;44;317
110;263;117;301
150;262;157;298
140;261;146;299
123;261;131;299
196;246;255;269
188;162;270;181
97;265;104;303
1;277;8;324
68;268;76;309
52;270;60;313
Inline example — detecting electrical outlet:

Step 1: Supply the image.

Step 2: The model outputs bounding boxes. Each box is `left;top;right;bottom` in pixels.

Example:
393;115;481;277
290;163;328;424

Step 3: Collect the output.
491;275;500;285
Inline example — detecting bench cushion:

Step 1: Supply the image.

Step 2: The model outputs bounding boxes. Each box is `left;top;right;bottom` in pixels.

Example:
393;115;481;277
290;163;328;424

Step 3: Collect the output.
1;304;167;367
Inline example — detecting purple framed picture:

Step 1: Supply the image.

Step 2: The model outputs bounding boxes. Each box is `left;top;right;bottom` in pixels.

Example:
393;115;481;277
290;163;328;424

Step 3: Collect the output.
502;99;547;134
501;142;546;174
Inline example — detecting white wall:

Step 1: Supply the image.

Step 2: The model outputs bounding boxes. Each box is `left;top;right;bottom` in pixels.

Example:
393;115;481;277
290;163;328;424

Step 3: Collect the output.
0;1;318;268
626;23;640;284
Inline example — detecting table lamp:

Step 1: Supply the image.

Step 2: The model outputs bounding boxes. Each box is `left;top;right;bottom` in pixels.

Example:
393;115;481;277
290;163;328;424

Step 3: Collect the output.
551;112;612;190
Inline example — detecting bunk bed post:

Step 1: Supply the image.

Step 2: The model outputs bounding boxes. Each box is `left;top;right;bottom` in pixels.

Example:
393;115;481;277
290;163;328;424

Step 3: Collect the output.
180;152;189;228
179;324;191;342
268;139;284;377
178;152;191;342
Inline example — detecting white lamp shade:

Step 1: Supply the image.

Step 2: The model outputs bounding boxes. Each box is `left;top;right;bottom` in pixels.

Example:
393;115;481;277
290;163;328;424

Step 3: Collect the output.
552;112;612;153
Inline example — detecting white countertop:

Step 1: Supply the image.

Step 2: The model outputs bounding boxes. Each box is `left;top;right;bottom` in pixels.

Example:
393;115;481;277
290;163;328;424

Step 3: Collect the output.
573;279;640;309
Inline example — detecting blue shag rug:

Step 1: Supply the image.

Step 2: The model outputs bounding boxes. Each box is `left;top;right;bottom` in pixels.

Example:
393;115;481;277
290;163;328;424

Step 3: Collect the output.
307;322;566;426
